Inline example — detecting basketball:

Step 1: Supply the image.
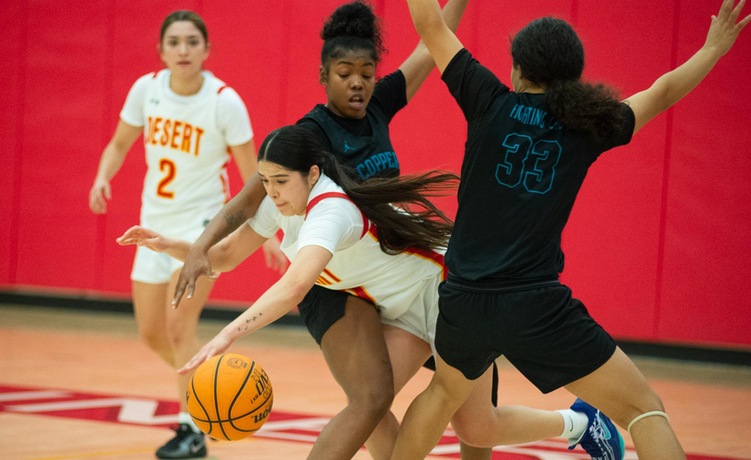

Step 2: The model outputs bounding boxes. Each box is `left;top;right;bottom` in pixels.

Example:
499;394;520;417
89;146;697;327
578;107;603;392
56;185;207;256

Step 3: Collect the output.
186;353;273;441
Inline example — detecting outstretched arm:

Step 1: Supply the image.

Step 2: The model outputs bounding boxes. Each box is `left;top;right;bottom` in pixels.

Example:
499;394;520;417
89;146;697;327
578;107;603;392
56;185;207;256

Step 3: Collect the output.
400;0;468;100
625;0;750;134
405;0;465;76
173;175;267;305
117;223;267;274
177;245;333;374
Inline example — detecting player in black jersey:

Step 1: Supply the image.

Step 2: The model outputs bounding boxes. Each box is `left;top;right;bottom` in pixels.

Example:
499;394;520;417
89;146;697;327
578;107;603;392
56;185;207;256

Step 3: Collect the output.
170;2;504;459
392;0;750;459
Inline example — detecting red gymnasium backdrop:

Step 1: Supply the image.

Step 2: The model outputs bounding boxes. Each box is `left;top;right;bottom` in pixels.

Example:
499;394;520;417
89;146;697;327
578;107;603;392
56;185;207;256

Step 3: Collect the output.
0;1;749;348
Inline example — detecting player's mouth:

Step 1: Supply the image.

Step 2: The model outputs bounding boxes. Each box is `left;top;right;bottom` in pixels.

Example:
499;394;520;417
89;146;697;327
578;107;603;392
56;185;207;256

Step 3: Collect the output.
349;94;364;109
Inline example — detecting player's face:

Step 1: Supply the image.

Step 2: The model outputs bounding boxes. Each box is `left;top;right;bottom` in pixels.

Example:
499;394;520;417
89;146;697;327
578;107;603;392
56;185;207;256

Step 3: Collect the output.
321;49;376;120
159;21;209;80
258;161;319;216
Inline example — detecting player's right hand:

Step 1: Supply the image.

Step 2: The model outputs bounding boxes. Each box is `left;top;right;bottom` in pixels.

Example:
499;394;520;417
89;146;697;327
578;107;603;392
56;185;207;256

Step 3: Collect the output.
116;225;171;252
173;247;213;308
89;179;111;214
262;235;289;275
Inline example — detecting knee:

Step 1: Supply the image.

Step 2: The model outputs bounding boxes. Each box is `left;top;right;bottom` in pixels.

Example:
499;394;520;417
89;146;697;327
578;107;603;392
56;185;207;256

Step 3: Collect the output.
138;325;167;350
451;415;491;447
613;387;665;429
137;328;174;365
164;317;195;349
349;383;394;423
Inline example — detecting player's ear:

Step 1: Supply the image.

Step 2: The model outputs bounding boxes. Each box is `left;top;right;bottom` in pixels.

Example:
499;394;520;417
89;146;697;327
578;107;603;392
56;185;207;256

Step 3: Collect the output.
319;65;327;84
309;165;320;185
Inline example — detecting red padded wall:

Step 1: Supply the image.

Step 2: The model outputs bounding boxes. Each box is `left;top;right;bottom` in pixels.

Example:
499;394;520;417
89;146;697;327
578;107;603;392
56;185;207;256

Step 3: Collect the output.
1;0;749;348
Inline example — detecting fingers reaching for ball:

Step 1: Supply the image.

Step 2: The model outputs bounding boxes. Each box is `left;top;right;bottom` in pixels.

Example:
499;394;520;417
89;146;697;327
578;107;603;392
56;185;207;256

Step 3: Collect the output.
178;333;234;375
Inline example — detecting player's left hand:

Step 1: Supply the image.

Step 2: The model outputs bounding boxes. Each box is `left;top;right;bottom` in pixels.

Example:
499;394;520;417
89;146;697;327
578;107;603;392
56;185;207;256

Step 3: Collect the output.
704;0;751;56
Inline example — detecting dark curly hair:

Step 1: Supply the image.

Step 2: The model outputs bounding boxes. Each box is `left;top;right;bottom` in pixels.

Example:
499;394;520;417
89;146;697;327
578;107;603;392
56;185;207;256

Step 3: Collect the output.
258;125;456;254
320;1;386;67
511;17;625;142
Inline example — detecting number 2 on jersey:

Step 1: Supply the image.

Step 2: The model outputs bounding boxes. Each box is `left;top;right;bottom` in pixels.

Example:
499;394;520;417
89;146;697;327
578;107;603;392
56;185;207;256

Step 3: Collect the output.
157;158;176;199
496;133;562;194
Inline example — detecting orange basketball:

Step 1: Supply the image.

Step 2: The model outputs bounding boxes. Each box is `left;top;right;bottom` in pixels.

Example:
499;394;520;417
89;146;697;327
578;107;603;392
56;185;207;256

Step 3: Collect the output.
186;353;273;441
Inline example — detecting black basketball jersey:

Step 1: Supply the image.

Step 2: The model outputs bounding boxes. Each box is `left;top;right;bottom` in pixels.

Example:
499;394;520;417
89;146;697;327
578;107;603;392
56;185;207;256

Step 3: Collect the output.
296;70;407;181
442;49;635;283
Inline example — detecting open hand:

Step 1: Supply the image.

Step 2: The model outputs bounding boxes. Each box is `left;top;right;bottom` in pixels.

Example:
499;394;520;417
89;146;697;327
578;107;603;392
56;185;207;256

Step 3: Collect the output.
116;226;170;252
177;333;233;375
705;0;751;56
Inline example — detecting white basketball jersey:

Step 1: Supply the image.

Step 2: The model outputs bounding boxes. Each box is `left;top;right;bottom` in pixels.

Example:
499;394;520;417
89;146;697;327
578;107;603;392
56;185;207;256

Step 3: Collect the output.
249;175;446;320
120;70;252;236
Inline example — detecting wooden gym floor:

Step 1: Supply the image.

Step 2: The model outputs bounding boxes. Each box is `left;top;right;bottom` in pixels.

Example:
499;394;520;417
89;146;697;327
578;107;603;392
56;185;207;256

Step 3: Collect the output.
1;303;750;460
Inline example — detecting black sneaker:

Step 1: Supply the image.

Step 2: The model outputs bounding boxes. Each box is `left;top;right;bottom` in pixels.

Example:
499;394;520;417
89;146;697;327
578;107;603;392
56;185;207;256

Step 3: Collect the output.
155;423;207;459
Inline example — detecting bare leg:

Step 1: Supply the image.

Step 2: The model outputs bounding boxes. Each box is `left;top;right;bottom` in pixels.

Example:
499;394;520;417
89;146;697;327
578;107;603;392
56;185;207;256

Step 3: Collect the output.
565;347;686;460
365;326;497;460
132;281;174;365
451;366;564;447
166;271;214;414
132;274;214;415
308;296;394;460
458;443;493;460
366;325;431;460
391;354;476;460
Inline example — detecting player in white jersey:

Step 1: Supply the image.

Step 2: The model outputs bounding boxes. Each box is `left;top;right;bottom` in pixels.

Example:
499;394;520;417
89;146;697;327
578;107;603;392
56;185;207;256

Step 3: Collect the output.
86;10;286;459
118;125;618;460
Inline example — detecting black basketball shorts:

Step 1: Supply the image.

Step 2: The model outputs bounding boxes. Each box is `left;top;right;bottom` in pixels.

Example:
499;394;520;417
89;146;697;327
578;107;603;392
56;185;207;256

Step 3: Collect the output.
435;280;616;394
297;284;350;344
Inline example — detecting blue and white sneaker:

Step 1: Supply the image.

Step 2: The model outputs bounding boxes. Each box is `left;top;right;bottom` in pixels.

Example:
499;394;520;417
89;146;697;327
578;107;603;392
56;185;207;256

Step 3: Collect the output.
568;398;625;460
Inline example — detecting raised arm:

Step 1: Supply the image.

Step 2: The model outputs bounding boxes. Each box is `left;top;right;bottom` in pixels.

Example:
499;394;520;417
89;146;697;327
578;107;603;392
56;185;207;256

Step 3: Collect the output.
625;0;749;134
405;0;465;76
173;174;267;305
400;0;468;100
177;245;333;374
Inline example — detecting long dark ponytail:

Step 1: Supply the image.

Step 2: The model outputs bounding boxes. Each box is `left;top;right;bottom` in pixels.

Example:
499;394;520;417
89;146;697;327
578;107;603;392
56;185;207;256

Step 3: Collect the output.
258;125;456;254
511;17;625;142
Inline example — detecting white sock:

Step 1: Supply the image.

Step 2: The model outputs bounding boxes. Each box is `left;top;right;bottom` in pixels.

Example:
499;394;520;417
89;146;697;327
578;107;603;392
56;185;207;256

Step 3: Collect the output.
556;409;589;443
178;412;200;433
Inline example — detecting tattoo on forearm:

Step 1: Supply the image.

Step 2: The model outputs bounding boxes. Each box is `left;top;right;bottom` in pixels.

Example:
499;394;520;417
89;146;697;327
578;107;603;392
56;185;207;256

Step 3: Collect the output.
237;313;263;332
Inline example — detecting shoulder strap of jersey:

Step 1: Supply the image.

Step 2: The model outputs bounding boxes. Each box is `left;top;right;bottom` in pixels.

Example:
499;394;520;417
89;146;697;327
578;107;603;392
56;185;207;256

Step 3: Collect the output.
305;192;370;238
